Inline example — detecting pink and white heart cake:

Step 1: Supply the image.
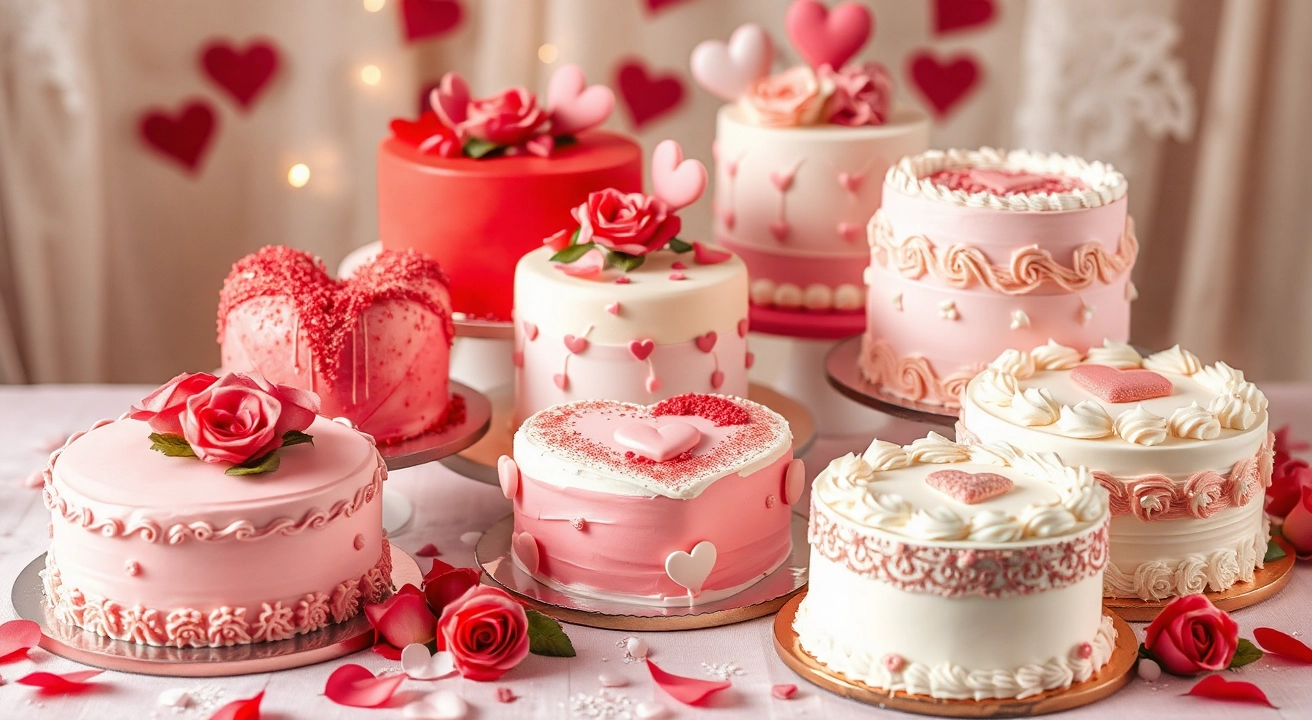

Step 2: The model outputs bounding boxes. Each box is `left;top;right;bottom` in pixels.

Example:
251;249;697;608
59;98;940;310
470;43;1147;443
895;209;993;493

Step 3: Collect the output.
502;394;799;606
959;340;1272;602
219;246;459;444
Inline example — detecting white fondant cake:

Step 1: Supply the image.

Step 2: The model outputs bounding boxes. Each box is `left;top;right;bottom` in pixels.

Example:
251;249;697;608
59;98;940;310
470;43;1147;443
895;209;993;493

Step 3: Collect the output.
958;341;1272;600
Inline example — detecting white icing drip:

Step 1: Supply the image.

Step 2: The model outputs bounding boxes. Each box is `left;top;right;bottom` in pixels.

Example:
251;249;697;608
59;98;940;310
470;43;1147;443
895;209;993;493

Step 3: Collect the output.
1142;345;1202;376
1194;361;1245;394
1008;388;1060;426
1031;340;1081;370
860;492;912;530
1019;503;1079;538
1055;401;1114;439
862;440;910;471
904;432;971;464
975;369;1019;407
988;349;1036;379
966;509;1023;542
905;506;968;541
884;147;1128;212
1113;405;1168;446
1103;516;1269;600
1168;402;1221;440
1208;392;1260;431
1083;340;1141;368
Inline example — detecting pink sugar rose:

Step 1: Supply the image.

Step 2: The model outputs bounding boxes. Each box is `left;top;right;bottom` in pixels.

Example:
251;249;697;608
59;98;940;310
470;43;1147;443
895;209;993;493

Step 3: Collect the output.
822;61;893;126
1144;594;1239;675
422;559;482;615
129;372;218;435
432;71;548;147
575;189;681;257
1280;486;1312;556
739;66;833;127
437;586;530;682
364;583;436;651
181;373;318;465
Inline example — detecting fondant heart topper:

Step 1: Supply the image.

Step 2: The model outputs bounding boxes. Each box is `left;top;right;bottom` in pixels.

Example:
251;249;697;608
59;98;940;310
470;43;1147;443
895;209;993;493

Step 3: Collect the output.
614;420;702;462
1071;364;1173;404
690;23;775;102
925;469;1013;504
785;0;873;71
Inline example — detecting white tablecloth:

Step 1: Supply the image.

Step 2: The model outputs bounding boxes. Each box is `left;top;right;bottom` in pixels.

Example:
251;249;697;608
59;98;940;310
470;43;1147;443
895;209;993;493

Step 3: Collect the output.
2;384;1310;719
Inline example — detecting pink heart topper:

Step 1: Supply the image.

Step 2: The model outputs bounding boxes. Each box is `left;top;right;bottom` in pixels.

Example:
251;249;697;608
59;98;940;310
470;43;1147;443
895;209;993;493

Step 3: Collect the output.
513;532;541;574
546;64;614;137
497;455;519;499
785;0;873;71
1070;364;1173;404
925;469;1014;504
651;140;707;210
614;420;701;462
690;23;775;102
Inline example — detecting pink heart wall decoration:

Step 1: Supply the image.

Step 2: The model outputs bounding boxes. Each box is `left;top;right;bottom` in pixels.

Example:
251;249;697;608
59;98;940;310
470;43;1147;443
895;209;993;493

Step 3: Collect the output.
785;0;872;71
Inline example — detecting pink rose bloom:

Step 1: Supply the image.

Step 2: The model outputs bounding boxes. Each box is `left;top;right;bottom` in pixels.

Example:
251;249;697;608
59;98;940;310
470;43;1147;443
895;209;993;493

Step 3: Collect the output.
575;189;681;256
432;72;548;147
823;62;893;126
182;373;318;465
437;586;530;682
129;372;218;435
739;66;833;128
365;583;437;650
1144;594;1239;675
1281;486;1312;556
423;559;482;615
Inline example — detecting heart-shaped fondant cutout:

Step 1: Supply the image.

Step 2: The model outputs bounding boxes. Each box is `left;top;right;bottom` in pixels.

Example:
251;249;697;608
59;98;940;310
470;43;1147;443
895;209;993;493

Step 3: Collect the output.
695;332;717;353
837;171;865;193
710;370;725;389
768;168;796;192
934;0;996;34
400;0;464;42
690;23;774;102
606;302;620;315
553;373;568;390
650;140;706;210
139;101;217;172
785;0;872;71
783;458;806;505
497;455;519;499
908;52;981;119
665;541;717;595
1071;364;1173;403
546;64;614;136
925;469;1014;504
512;532;541;575
614;421;701;462
523;321;539;341
616;60;686;129
564;334;589;354
200;39;280;110
630;338;656;361
837;222;861;242
737;318;749;337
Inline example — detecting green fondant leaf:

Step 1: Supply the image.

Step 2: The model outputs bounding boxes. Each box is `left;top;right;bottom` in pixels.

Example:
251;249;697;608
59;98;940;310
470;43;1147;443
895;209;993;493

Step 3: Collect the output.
463;138;503;159
1265;537;1287;563
606;251;645;272
550;242;596;264
281;430;314;448
225;450;281;476
1230;638;1264;669
525;609;575;657
667;238;693;253
148;433;196;458
569;227;581;246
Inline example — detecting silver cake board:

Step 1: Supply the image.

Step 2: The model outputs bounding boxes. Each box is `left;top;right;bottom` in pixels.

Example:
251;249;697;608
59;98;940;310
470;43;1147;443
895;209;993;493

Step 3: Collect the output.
825;335;959;429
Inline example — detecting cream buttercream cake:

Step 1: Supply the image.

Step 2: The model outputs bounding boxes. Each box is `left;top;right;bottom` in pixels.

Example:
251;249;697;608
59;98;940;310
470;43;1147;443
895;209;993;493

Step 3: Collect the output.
797;433;1114;700
502;393;800;607
958;341;1272;601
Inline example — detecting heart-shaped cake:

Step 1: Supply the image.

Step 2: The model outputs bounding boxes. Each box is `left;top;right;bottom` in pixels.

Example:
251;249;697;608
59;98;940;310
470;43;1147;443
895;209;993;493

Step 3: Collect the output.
218;246;457;443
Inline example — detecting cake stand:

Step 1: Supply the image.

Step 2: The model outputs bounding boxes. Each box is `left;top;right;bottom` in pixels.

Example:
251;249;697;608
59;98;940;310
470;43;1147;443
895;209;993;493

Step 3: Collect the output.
475;513;808;631
825;334;959;429
440;383;817;486
773;593;1137;717
10;545;422;677
376;381;492;533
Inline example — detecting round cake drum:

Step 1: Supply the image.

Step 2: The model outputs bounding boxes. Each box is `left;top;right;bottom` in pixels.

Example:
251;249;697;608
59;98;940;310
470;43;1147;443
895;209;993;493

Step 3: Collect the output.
10;546;421;677
825;335;959;426
476;514;808;631
773;592;1137;717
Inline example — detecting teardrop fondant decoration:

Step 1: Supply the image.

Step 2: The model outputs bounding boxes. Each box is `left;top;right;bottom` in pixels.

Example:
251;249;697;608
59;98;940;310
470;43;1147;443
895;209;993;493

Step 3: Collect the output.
711;370;725;389
769;221;790;241
837;222;860;242
553;373;568;390
512;532;541;575
497;455;520;499
837;171;865;193
783;458;806;505
769;168;796;192
523;321;539;341
646;374;663;394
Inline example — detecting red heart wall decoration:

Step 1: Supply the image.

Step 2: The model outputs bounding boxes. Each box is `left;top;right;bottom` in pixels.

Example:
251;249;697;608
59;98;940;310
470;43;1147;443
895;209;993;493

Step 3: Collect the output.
138;100;218;173
616;59;686;129
401;0;464;43
907;51;981;120
200;39;280;110
934;0;996;34
643;0;692;14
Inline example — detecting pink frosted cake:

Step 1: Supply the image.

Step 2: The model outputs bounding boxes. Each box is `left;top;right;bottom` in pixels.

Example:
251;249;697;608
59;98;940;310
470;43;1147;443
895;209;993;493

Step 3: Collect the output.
501;394;800;606
861;148;1137;408
219;246;460;444
691;5;929;318
42;374;391;647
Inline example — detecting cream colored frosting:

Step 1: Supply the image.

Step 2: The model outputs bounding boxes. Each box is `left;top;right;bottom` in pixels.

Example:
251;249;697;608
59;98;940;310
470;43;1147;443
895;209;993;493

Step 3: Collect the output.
1142;345;1202;375
884;147;1128;212
1168;402;1221;440
1032;340;1083;370
1083;339;1141;368
1113;405;1168;446
862;440;911;471
1009;388;1060;426
1056;401;1114;439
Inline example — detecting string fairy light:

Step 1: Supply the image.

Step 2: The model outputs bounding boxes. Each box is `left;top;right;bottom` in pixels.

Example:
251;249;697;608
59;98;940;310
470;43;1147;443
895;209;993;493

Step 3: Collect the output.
287;163;311;188
538;44;558;64
361;65;382;86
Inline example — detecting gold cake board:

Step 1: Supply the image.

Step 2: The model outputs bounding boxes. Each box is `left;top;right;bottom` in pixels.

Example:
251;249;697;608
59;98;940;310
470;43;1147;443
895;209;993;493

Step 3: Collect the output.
1104;537;1296;622
773;592;1137;718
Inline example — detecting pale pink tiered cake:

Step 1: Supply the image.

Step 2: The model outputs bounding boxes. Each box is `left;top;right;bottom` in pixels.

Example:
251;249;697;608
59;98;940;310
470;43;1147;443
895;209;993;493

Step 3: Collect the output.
501;394;801;606
42;413;390;647
219;246;460;444
860;148;1137;409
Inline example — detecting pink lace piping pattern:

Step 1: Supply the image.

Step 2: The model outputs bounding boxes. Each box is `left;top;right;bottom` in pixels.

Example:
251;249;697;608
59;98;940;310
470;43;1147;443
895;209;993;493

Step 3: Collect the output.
41;541;393;648
43;419;387;544
809;504;1109;599
1096;432;1274;521
869;213;1138;295
858;336;979;409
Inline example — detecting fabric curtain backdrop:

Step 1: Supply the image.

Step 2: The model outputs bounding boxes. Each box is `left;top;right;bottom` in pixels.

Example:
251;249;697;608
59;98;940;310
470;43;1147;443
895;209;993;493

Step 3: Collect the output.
0;0;1295;385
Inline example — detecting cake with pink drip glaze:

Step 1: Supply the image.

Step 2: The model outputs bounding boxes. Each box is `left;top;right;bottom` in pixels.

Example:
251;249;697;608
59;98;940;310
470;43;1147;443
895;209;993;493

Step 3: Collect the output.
860;148;1137;409
219;246;461;444
500;393;801;606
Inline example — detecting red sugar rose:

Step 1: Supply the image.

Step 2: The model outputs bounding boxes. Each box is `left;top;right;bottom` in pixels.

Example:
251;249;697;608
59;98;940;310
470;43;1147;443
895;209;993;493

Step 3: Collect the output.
575;188;681;257
437;586;529;682
1144;594;1238;675
130;372;218;435
181;373;318;465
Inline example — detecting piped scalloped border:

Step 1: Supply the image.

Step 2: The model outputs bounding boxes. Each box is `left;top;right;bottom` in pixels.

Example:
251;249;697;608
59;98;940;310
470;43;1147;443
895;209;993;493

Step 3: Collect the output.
857;336;977;409
885;147;1128;211
1096;433;1273;521
1103;517;1269;601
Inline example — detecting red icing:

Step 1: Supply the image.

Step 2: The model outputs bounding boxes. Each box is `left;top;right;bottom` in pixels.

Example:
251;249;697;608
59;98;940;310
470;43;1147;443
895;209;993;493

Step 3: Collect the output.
926;168;1086;196
652;394;750;426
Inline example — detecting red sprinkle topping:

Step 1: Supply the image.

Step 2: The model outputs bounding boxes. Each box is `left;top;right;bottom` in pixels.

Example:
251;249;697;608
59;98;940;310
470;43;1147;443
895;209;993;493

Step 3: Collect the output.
926;168;1085;196
652;394;750;426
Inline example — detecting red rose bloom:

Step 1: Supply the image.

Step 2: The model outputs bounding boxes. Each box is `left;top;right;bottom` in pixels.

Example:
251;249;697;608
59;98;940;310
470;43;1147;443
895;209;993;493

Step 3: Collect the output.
422;559;482;615
437;586;530;681
575;189;681;257
181;373;318;465
822;61;893;127
432;72;548;147
129;372;218;435
1144;594;1239;675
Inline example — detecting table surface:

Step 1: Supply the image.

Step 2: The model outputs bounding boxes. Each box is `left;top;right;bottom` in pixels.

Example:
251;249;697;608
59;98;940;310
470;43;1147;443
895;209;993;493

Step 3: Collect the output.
2;384;1310;719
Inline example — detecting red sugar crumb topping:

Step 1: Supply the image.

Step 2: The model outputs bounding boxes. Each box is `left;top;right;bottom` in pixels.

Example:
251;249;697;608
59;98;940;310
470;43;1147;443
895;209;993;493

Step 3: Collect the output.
217;246;453;382
926;168;1086;196
652;394;750;426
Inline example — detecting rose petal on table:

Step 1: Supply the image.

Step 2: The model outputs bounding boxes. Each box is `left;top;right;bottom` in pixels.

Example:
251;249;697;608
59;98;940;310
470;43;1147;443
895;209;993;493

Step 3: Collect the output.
646;660;730;706
22;471;44;489
771;683;798;699
1254;627;1312;663
402;690;468;719
0;619;41;663
416;543;441;557
208;690;264;720
372;640;403;661
1185;674;1276;707
401;643;457;680
16;669;103;695
496;686;517;703
324;664;407;708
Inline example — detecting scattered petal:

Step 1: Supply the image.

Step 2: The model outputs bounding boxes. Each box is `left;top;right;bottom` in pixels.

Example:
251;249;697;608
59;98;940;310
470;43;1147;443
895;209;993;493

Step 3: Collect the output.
372;641;403;661
402;690;468;719
1185;674;1275;707
324;664;406;708
598;672;627;687
1254;627;1312;663
1138;658;1162;681
159;688;193;709
635;701;670;719
496;686;517;703
647;660;730;706
460;532;481;546
401;644;457;680
0;619;41;663
16;669;103;695
556;249;606;277
22;471;43;489
625;636;648;660
771;684;797;699
416;543;441;557
209;691;264;720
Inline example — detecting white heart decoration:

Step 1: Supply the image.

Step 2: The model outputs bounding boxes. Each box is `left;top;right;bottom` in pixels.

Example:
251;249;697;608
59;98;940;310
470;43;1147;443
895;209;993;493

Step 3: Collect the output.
650;140;707;211
784;458;806;505
665;540;718;595
401;643;457;681
613;421;701;462
690;23;775;102
402;690;468;720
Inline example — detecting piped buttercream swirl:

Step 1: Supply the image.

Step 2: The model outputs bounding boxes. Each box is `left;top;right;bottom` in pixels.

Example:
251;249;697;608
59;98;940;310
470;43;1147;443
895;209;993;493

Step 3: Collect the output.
989;349;1036;379
966;509;1024;542
1008;388;1060;426
974;368;1019;406
904;432;971;463
863;440;911;471
1142;345;1202;376
828;453;876;489
1168;402;1221;440
1083;340;1141;368
905;506;968;541
1113;405;1168;446
1194;361;1245;394
1020;504;1079;538
1031;340;1082;370
1209;392;1260;431
860;491;912;529
1056;401;1114;438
